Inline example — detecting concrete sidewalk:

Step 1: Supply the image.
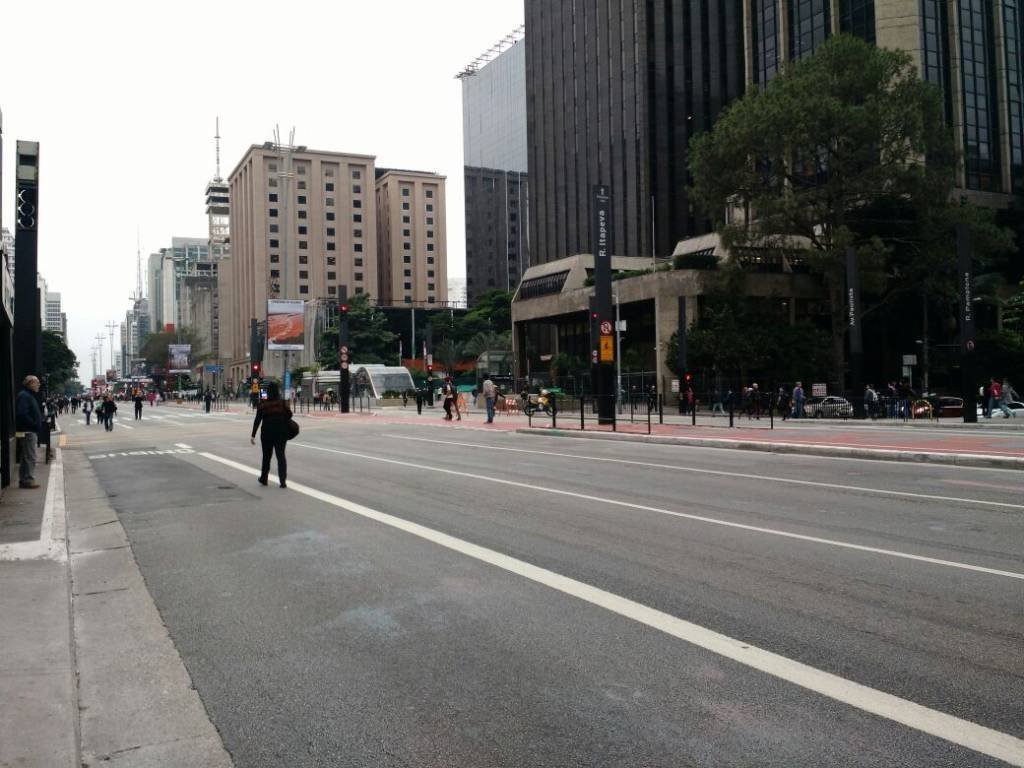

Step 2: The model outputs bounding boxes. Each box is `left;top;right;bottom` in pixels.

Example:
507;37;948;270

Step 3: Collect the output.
0;447;233;767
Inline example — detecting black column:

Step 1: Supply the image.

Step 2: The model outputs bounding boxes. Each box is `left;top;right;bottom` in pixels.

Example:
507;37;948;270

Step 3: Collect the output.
13;141;41;385
338;286;350;413
591;185;615;424
845;246;864;413
957;224;978;423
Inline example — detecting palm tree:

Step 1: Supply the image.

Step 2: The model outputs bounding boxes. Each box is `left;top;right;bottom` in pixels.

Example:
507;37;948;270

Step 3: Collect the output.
435;338;460;376
462;330;512;358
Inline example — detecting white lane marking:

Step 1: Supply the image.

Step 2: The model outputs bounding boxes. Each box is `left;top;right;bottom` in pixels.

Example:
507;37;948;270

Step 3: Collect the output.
175;443;193;450
941;478;1024;493
290;441;1024;581
198;449;1024;767
0;448;66;562
382;434;1024;512
115;423;134;430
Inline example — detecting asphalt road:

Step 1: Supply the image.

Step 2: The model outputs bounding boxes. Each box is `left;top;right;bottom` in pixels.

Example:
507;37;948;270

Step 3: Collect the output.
62;405;1024;767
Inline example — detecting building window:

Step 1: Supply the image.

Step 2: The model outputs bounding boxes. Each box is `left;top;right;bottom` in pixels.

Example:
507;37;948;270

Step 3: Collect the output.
299;240;308;250
269;208;278;217
269;163;278;172
327;212;336;221
326;182;335;192
327;256;337;266
426;204;433;212
402;215;410;224
354;243;363;252
325;168;334;177
1005;0;1024;192
353;228;362;238
298;210;307;219
403;242;411;251
427;256;434;264
297;195;307;204
326;227;336;236
299;270;309;279
297;165;306;175
328;285;337;295
270;223;279;233
404;282;412;290
299;285;309;294
404;269;412;277
960;0;1001;191
425;189;433;198
353;184;361;193
269;238;279;248
355;272;363;282
352;169;361;180
427;270;435;277
789;0;831;60
297;180;306;190
838;0;875;43
327;271;336;280
403;255;411;263
427;283;435;291
402;229;411;237
270;269;280;278
355;287;364;295
325;197;335;207
298;225;308;235
427;244;435;252
354;257;363;266
270;254;280;263
404;296;412;304
402;202;410;210
353;199;361;208
269;193;278;202
426;217;433;225
427;230;434;238
299;255;308;264
402;187;411;197
327;242;336;251
428;296;435;303
268;177;278;187
353;213;362;222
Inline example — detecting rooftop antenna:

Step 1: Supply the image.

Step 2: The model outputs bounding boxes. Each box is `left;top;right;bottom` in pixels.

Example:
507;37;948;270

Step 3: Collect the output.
131;228;143;302
214;117;222;181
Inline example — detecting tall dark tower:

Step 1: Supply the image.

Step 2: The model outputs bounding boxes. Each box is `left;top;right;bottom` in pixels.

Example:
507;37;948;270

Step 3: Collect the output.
13;141;41;384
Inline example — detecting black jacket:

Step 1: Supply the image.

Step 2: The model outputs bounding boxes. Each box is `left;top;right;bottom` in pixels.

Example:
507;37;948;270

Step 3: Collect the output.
252;399;293;441
16;388;42;433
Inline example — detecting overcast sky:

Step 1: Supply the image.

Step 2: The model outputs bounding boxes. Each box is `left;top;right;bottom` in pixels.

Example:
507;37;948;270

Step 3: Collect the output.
2;0;524;380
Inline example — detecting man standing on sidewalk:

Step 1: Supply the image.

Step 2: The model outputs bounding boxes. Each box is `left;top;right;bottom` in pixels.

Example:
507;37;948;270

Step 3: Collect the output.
15;375;43;489
482;374;496;424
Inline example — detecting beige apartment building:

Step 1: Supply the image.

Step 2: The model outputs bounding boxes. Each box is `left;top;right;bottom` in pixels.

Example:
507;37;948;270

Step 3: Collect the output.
375;169;448;306
221;144;378;383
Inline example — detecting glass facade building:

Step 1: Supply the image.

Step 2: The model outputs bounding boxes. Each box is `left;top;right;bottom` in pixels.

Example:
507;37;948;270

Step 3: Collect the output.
460;35;530;305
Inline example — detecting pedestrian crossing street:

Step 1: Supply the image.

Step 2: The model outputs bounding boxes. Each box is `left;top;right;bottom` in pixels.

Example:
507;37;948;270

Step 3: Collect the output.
70;408;250;431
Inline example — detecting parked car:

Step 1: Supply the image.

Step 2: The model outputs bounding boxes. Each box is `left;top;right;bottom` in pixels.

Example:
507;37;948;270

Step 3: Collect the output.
802;395;853;419
978;400;1024;418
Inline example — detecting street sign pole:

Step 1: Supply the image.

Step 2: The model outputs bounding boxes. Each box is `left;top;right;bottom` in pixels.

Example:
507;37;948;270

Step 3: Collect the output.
591;185;615;425
958;224;977;423
339;286;350;413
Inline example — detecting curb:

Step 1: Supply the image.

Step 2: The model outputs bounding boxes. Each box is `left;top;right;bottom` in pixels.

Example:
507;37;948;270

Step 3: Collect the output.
514;428;1024;470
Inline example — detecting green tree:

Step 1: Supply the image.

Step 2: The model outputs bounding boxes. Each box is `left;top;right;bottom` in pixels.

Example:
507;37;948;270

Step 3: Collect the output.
689;34;957;381
41;330;78;389
435;338;460;375
317;293;397;367
428;290;514;349
461;330;512;358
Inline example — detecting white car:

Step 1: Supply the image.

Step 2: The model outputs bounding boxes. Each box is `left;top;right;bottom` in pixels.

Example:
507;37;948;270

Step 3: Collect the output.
978;400;1024;418
802;395;854;419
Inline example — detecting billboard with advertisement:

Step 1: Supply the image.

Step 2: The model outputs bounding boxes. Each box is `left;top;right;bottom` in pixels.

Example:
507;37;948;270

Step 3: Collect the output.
267;299;305;351
168;344;192;373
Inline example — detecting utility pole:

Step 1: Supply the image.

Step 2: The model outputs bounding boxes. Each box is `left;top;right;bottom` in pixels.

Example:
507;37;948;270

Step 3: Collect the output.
95;333;106;375
105;321;118;378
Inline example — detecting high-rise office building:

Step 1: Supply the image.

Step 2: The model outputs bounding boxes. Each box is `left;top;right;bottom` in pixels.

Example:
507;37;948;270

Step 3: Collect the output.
525;1;746;263
375;169;448;306
221;144;378;372
525;0;1022;265
146;237;210;333
44;292;63;337
458;27;530;304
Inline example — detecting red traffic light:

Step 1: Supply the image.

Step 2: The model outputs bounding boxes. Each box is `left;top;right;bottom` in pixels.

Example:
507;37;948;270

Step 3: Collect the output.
339;303;349;314
252;362;261;376
684;372;693;383
591;311;599;320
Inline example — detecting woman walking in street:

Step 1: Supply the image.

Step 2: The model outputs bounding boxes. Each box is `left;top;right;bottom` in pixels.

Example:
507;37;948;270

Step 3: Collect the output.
251;381;292;488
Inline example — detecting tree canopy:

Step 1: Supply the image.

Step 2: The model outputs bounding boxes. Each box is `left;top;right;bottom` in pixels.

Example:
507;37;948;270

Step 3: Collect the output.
689;34;963;381
318;293;397;367
42;330;78;389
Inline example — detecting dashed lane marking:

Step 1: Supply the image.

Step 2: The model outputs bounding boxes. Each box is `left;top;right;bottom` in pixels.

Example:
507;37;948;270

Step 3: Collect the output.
198;450;1024;768
381;434;1024;512
290;441;1024;581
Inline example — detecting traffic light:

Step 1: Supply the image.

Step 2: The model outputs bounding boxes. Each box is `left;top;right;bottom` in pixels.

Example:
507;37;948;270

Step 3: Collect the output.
684;372;693;384
427;363;433;374
339;303;349;316
252;361;261;378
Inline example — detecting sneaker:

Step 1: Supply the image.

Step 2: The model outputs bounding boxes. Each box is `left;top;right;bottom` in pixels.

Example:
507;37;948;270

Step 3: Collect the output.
279;482;287;489
19;481;40;489
258;476;268;486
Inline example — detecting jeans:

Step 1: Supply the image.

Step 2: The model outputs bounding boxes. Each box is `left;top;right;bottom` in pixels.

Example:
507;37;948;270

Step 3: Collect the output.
485;397;495;422
18;432;37;484
104;414;113;431
987;397;998;417
260;437;287;484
